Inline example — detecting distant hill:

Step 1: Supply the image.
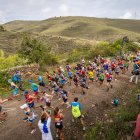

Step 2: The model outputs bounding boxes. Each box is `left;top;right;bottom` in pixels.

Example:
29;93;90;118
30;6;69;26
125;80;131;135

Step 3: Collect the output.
1;16;140;55
3;16;140;41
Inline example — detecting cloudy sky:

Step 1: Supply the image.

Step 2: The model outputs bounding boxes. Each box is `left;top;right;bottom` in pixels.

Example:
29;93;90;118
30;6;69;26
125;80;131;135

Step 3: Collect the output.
0;0;139;24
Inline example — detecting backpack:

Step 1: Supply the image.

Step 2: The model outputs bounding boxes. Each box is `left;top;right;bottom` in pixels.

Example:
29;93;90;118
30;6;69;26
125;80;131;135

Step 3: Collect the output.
72;105;81;118
43;121;49;133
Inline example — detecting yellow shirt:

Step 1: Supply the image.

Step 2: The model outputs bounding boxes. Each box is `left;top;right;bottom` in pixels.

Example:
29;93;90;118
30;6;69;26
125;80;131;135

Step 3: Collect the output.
88;71;94;78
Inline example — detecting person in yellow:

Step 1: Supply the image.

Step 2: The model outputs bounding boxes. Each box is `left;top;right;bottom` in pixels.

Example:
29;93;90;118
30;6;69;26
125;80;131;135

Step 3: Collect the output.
88;70;94;84
71;97;85;131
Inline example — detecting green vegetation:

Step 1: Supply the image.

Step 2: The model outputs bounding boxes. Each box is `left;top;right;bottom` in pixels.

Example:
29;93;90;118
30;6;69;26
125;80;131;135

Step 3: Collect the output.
86;88;140;140
0;49;26;70
66;39;138;63
18;36;59;68
1;17;140;55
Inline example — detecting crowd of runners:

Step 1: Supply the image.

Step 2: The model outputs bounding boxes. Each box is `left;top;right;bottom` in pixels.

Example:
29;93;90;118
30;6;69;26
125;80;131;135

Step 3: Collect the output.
1;50;140;140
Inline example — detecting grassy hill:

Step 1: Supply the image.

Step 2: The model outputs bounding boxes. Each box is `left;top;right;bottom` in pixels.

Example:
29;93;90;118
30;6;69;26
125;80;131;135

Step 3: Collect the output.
3;16;140;41
1;16;140;55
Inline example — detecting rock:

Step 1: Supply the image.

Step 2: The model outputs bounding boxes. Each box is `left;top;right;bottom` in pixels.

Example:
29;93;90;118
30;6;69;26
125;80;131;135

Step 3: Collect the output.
91;104;95;108
109;119;113;123
89;122;94;126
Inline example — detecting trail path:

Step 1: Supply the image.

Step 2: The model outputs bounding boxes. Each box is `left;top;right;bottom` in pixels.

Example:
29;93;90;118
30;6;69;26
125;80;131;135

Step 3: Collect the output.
0;68;137;140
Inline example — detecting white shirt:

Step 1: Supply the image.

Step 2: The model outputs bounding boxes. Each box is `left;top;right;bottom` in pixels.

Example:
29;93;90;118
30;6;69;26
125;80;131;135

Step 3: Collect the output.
38;118;53;140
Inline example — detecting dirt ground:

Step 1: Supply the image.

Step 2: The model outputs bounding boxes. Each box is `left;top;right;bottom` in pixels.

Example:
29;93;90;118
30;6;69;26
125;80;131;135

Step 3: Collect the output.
0;67;137;140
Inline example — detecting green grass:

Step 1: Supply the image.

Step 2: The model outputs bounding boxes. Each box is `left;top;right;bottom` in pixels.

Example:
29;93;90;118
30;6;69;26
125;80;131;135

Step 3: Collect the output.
86;88;140;140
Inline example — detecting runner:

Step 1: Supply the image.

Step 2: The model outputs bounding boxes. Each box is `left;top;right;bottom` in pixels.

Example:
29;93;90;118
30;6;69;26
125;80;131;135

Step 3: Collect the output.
13;71;24;91
118;59;124;74
130;61;139;84
73;74;78;87
79;75;89;95
115;64;120;80
0;97;12;116
24;90;36;109
8;79;19;98
20;104;37;134
54;107;64;140
38;110;53;140
38;76;45;90
88;69;94;85
51;81;60;97
59;86;71;108
67;70;73;86
124;60;129;73
105;72;113;91
40;91;54;109
112;97;119;107
28;80;40;101
71;97;86;130
99;72;105;86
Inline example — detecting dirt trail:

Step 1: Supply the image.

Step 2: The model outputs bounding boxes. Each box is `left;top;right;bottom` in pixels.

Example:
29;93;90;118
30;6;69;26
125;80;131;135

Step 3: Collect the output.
0;69;137;140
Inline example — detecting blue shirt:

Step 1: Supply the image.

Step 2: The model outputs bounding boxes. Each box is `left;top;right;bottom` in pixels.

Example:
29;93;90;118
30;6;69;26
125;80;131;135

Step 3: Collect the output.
68;71;73;77
133;63;139;71
71;102;81;110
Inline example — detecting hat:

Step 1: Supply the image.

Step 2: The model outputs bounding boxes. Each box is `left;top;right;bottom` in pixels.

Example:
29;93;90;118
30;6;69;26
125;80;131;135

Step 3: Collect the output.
20;104;28;109
23;90;28;95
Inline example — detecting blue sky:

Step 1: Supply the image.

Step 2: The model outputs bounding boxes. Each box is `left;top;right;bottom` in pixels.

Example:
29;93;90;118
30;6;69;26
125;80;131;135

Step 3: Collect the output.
0;0;139;24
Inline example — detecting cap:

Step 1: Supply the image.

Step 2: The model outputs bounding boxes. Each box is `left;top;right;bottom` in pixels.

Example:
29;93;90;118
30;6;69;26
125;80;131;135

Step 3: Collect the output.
23;90;28;95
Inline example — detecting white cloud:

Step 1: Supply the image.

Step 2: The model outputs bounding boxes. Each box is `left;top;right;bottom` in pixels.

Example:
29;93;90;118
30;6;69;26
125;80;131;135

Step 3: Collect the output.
119;11;133;19
41;7;51;14
59;4;69;15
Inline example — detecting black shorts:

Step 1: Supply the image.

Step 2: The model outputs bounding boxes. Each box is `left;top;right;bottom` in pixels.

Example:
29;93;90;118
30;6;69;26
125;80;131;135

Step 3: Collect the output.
81;84;86;88
39;81;45;87
107;79;111;82
55;123;63;130
115;72;119;75
112;68;115;71
74;82;78;86
99;79;104;82
63;98;68;103
69;77;73;79
46;102;51;107
120;67;124;69
77;115;82;119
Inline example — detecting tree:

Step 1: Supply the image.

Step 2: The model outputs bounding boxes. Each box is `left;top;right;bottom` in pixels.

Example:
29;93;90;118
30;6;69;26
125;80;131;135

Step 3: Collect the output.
18;36;59;68
19;36;46;64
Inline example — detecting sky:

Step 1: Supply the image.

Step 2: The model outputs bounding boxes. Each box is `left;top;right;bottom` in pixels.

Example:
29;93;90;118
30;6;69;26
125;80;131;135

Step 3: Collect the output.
0;0;140;24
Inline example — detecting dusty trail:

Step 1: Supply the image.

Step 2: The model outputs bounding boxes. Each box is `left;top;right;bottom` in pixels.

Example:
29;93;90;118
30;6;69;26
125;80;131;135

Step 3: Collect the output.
0;68;137;140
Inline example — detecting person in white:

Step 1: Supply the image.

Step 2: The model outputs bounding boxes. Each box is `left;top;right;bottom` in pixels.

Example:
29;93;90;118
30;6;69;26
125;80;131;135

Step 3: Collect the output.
38;110;53;140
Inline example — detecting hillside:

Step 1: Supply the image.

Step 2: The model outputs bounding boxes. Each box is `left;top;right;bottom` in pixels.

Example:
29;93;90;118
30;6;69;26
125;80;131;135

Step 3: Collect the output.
1;16;140;55
0;31;99;55
3;16;140;41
